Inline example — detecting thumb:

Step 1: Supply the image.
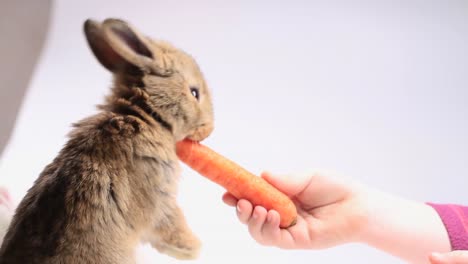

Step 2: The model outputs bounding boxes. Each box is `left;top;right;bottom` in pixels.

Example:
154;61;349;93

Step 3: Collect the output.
429;251;468;264
260;171;312;197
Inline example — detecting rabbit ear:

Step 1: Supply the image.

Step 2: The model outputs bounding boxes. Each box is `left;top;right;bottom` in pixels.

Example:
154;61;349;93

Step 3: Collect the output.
84;19;129;73
84;19;155;74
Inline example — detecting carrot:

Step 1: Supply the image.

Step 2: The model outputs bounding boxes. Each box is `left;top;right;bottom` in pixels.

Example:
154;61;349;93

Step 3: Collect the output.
176;139;297;228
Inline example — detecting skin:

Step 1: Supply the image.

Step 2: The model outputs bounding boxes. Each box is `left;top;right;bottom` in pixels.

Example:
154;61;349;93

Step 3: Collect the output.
429;251;468;264
223;170;457;264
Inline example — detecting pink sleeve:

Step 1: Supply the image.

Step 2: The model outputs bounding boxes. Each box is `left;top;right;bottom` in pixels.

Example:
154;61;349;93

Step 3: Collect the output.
427;203;468;250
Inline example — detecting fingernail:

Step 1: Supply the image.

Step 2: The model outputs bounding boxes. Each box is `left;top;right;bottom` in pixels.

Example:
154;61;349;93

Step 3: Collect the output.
236;204;241;213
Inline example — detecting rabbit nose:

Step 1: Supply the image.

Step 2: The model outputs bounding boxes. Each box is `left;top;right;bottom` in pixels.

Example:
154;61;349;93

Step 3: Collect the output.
186;123;214;142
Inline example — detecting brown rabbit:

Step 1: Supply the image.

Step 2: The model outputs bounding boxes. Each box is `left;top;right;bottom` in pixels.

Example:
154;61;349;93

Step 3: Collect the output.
0;18;214;264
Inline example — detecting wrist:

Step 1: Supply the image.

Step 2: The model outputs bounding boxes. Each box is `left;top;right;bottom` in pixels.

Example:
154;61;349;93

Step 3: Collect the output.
356;188;451;263
357;187;396;245
335;182;375;244
348;184;378;244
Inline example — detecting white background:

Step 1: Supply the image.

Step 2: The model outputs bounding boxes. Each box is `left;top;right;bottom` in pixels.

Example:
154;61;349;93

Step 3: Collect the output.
1;0;467;263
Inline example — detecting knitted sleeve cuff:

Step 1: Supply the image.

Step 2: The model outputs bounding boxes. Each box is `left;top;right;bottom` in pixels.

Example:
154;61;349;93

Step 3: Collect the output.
427;203;468;250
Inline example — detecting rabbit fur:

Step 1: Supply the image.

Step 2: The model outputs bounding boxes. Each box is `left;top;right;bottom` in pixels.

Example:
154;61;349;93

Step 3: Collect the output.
0;18;214;264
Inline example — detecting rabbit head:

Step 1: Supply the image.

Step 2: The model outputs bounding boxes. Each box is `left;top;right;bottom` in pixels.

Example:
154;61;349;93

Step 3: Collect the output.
84;18;214;142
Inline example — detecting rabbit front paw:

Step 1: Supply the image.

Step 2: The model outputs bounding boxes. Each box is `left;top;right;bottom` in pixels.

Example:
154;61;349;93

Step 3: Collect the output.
152;233;201;260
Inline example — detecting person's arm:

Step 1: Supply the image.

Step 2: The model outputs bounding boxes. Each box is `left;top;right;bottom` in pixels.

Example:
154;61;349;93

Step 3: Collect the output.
223;171;453;264
427;203;468;251
426;204;468;264
360;188;451;263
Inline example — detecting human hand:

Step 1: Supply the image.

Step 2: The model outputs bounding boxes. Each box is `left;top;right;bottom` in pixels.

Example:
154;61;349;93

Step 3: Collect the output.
429;251;468;264
223;170;451;263
222;170;369;249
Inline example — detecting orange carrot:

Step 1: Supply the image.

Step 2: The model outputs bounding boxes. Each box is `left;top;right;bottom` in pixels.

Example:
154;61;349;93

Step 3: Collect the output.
176;139;297;228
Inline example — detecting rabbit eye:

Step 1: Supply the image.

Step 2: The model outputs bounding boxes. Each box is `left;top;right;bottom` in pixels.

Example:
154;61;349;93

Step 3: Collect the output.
190;87;200;101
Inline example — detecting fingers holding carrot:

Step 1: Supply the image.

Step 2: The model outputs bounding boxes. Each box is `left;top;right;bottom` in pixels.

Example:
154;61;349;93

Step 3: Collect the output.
222;171;296;207
176;140;297;228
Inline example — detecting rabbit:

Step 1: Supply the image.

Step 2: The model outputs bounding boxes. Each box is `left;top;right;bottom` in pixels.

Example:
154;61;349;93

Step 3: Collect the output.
0;18;214;264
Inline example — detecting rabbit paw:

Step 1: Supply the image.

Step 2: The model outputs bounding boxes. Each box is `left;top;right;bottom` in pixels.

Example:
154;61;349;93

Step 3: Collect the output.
152;233;201;260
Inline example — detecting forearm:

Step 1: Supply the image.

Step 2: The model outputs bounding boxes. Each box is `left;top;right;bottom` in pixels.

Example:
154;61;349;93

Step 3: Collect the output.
359;188;451;264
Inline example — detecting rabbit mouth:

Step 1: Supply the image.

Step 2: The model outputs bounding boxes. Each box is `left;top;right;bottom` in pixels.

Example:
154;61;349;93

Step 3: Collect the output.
186;123;214;142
